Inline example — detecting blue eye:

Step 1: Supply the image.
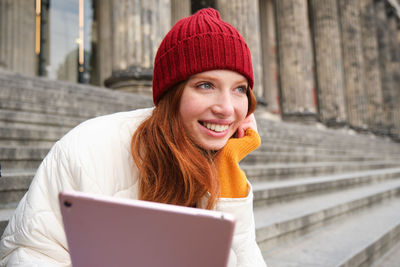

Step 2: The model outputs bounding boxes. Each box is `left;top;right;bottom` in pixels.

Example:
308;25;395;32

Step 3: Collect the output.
235;86;248;94
197;82;213;90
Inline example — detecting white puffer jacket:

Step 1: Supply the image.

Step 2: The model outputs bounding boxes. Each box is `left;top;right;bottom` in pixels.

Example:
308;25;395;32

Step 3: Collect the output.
0;108;266;267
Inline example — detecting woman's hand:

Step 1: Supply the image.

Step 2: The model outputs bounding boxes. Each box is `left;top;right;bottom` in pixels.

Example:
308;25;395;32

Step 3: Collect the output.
217;113;261;198
236;113;258;138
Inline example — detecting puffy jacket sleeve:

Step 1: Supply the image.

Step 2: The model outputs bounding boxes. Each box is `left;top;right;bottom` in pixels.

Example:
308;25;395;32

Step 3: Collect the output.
0;141;79;266
220;185;266;267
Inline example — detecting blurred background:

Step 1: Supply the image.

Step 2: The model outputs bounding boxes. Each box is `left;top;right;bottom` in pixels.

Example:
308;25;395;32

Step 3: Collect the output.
1;1;400;266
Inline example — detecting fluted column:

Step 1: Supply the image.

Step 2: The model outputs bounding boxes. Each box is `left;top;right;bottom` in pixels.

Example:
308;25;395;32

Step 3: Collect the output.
0;0;36;75
217;0;264;100
105;0;171;94
387;11;400;139
92;0;112;86
338;0;367;130
275;0;316;121
259;0;280;113
171;0;190;25
309;0;347;126
359;0;385;134
375;0;395;134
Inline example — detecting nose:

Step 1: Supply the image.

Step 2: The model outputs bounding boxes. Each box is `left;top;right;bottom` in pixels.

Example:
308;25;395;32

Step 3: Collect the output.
211;90;234;117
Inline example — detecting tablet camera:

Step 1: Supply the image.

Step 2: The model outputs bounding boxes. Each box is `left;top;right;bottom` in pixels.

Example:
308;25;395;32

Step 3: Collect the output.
64;200;72;208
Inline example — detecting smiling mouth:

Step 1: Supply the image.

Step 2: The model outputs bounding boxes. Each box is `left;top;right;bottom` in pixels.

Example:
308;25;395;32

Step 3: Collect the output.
199;121;229;132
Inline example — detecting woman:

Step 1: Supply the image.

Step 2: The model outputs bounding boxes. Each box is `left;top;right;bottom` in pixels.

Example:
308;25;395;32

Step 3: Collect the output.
0;8;266;267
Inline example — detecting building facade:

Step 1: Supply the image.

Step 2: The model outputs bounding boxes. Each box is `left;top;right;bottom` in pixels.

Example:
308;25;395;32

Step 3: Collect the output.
1;0;400;138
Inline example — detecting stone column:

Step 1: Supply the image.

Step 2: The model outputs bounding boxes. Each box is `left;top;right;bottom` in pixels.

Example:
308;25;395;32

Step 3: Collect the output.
0;0;36;76
259;0;280;114
105;0;171;94
171;0;190;25
308;0;347;126
338;0;367;130
387;11;400;139
91;0;113;86
217;0;264;100
275;0;316;121
375;0;395;134
359;0;385;134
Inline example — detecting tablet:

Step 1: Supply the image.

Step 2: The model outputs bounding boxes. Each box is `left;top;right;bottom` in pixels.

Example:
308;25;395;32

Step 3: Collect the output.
59;191;236;267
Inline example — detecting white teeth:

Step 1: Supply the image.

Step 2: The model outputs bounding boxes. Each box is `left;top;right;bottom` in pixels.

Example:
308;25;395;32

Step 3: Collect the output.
204;122;228;132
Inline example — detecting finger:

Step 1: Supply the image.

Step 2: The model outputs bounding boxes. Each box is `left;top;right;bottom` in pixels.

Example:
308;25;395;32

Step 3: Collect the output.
242;114;258;132
237;126;245;138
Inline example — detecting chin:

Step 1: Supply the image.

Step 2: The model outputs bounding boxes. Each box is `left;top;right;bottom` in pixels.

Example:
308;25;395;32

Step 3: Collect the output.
198;140;227;151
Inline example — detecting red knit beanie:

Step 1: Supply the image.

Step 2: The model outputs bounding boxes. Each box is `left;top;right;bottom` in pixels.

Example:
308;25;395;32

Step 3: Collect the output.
152;8;254;105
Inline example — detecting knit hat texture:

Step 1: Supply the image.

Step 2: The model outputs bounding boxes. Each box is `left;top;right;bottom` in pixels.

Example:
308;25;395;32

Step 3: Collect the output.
152;8;253;105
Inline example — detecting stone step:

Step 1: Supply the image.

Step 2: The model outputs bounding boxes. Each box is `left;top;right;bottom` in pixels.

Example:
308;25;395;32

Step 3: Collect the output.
0;120;72;133
371;240;400;267
252;167;400;205
261;138;400;155
0;109;82;130
255;178;400;253
257;118;379;139
258;132;400;152
0;70;153;108
257;120;399;150
1;159;42;170
0;69;149;102
243;151;380;164
0;170;35;186
0;80;152;118
260;195;400;266
259;126;386;144
0;170;34;204
0;98;114;120
0;146;49;169
256;143;396;157
242;161;400;182
263;136;399;152
0;126;65;145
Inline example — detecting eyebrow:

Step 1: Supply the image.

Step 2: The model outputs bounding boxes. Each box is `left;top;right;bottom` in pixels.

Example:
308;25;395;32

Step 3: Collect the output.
191;73;248;86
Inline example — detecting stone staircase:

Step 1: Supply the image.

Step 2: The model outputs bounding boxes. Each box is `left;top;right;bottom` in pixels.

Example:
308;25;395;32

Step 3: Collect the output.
1;69;400;266
249;119;400;266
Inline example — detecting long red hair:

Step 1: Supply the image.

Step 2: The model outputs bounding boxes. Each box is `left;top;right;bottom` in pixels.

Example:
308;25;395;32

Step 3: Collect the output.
131;82;257;209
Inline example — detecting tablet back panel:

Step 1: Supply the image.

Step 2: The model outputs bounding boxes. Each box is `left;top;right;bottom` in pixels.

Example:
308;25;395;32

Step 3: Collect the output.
59;191;235;267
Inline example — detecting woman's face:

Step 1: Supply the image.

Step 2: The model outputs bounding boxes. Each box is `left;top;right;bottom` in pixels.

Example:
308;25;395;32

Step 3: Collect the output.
179;69;249;151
